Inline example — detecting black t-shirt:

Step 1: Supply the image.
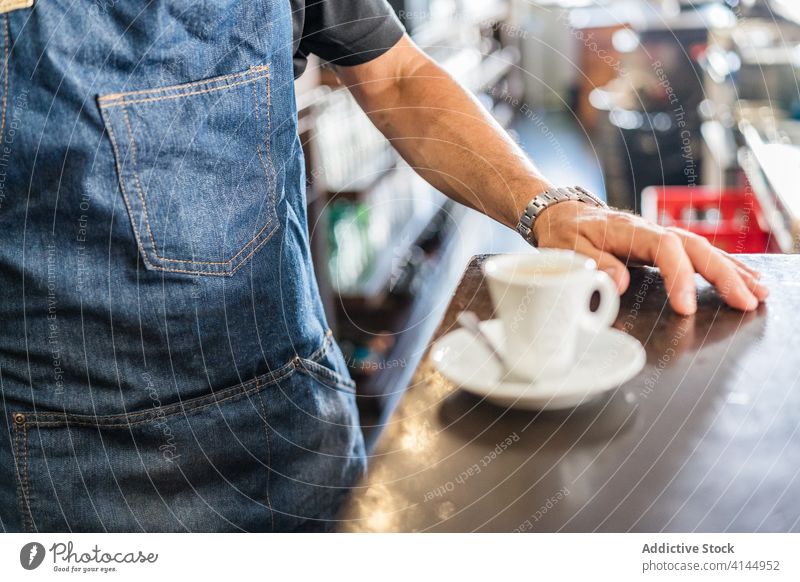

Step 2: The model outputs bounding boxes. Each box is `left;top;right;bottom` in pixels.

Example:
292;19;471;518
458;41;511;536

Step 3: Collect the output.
291;0;405;78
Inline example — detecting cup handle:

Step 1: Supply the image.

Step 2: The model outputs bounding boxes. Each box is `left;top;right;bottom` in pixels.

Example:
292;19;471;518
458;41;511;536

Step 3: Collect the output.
581;271;620;332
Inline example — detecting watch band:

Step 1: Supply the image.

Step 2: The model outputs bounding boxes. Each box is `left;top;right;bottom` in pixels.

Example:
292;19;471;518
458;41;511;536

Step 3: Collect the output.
516;186;607;246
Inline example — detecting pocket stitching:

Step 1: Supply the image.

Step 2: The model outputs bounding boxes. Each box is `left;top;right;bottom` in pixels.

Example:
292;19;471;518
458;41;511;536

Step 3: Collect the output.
296;360;356;394
13;421;34;532
19;361;297;429
102;109;159;272
296;333;357;393
14;333;343;428
306;329;334;362
120;105;163;266
101;68;279;274
0;16;9;148
97;66;270;108
25;385;261;428
252;76;276;217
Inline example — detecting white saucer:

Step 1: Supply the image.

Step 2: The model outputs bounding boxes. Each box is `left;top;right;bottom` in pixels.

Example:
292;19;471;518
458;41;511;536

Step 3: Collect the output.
430;320;646;410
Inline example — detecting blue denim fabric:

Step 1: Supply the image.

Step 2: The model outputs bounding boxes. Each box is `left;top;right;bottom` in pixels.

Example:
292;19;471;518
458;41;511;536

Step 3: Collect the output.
0;1;365;532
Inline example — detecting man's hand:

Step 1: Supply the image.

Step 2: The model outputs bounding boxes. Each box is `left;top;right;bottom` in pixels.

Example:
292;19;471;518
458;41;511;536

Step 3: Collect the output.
532;201;769;315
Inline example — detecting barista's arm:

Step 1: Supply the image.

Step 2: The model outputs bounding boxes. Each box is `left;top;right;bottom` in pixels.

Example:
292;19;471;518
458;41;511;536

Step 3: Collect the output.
333;34;767;315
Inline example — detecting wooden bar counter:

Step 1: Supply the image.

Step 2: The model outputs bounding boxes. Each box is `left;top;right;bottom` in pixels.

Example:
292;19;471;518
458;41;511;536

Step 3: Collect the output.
339;255;800;532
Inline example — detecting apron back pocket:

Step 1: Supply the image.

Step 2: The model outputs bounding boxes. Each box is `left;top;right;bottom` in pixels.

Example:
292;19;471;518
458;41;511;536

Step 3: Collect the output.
98;65;279;276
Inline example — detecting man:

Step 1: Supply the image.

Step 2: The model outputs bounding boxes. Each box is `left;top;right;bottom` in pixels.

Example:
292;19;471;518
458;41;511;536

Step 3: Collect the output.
0;0;767;533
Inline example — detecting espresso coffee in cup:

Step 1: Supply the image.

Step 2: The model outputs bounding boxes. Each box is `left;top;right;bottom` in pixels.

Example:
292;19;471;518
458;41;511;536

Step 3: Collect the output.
483;251;620;382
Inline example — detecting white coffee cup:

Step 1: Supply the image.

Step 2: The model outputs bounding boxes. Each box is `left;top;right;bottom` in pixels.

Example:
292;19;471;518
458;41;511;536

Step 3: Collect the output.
483;251;620;382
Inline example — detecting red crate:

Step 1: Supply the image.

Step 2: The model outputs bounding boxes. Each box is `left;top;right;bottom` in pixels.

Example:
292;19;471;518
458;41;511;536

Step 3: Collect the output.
641;186;777;254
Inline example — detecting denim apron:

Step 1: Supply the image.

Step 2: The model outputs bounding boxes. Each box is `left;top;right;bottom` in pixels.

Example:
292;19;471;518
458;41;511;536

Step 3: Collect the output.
0;0;365;532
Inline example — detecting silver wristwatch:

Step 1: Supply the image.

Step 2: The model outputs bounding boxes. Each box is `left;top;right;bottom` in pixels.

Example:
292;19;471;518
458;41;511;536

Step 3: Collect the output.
516;186;607;246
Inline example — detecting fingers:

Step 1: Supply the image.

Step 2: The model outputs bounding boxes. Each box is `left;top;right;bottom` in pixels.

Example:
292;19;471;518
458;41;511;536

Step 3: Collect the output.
695;241;766;300
698;243;766;300
573;236;630;293
586;214;699;315
734;263;769;301
722;250;765;281
644;230;698;316
669;229;761;311
533;202;768;314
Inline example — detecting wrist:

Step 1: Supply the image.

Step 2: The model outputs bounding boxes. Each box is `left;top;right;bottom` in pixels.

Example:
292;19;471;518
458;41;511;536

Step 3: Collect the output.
515;186;606;246
505;179;555;228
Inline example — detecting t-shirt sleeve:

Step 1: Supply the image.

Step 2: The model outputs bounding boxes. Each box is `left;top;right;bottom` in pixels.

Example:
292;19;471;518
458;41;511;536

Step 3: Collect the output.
299;0;406;66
